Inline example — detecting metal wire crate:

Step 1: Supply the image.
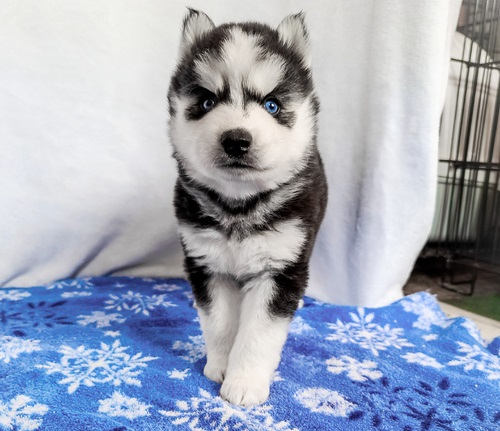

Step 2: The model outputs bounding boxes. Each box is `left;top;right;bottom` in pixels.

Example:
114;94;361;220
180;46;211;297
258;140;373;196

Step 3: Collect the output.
430;0;500;295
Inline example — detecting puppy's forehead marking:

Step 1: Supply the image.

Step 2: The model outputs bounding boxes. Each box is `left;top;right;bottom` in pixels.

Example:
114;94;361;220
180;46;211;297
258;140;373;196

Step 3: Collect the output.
193;27;285;102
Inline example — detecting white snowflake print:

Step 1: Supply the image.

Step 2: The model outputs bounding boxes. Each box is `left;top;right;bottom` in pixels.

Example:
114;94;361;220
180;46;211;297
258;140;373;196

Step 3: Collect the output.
0;290;31;301
326;308;413;356
77;311;126;328
402;352;443;369
173;336;206;363
98;391;151;420
289;316;314;335
0;336;41;364
61;291;93;299
46;278;94;290
153;283;182;292
168;368;191;380
104;331;121;338
160;389;298;431
461;319;486;346
36;340;157;394
448;342;500;380
294;388;356;417
400;294;450;330
273;371;284;382
105;291;177;316
184;291;195;302
326;355;383;382
0;395;49;431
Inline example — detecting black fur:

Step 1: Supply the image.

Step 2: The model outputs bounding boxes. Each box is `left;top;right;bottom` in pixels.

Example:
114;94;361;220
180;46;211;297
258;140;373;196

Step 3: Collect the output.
169;12;327;319
174;148;327;318
168;21;312;129
183;254;213;309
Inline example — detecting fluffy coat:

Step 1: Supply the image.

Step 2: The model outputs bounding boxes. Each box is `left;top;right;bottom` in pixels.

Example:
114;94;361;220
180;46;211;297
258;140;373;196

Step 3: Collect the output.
168;9;327;406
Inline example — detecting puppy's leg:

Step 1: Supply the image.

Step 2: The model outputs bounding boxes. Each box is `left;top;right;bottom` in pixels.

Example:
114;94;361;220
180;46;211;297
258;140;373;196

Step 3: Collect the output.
196;274;241;384
220;275;297;406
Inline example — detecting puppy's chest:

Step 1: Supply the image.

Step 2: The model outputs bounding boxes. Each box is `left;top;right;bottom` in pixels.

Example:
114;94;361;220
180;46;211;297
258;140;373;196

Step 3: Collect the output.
179;218;305;278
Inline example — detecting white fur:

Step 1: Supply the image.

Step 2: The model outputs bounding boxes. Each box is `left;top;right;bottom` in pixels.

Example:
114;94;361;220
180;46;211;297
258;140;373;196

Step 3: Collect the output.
220;275;291;406
170;26;317;200
178;218;305;278
198;275;240;384
171;14;316;406
196;274;291;406
277;14;311;68
194;28;286;98
182;176;306;232
178;11;214;59
170;93;316;199
180;216;305;405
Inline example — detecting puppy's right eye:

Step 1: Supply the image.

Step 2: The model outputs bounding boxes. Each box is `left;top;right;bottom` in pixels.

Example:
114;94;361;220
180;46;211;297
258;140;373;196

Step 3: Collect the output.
201;98;216;112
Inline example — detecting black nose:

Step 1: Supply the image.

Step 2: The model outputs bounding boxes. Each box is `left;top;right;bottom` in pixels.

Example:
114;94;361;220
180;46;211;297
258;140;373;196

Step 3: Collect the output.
221;128;252;158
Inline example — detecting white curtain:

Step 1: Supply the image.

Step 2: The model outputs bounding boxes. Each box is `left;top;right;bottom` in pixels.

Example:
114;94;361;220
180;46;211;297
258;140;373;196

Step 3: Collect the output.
0;0;461;306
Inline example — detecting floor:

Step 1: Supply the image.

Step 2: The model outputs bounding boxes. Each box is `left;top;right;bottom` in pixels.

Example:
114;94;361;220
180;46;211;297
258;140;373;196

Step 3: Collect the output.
404;257;500;340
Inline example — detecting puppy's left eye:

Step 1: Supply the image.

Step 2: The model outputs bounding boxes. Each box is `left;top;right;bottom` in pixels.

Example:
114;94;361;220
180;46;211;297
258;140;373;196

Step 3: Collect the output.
263;98;280;115
201;98;217;112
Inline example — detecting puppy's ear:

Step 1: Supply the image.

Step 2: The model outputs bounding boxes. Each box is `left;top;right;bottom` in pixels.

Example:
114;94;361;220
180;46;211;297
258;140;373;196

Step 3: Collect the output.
179;8;215;57
277;12;311;68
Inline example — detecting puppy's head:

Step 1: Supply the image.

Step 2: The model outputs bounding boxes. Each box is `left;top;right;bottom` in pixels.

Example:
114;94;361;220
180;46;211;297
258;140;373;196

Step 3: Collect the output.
168;9;318;199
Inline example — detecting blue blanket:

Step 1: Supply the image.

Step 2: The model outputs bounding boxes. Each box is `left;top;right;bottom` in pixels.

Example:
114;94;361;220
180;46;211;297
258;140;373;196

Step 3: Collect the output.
1;277;499;430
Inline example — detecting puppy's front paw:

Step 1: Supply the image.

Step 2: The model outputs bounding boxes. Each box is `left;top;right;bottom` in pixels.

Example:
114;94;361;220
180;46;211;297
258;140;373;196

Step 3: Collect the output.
220;375;270;406
204;362;225;384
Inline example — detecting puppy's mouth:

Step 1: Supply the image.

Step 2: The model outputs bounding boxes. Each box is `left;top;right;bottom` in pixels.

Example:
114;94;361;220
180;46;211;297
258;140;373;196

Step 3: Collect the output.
222;161;255;169
214;152;266;174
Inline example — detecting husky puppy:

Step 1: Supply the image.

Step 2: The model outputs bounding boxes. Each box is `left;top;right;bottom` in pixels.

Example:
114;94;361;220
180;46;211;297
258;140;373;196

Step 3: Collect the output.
168;9;327;406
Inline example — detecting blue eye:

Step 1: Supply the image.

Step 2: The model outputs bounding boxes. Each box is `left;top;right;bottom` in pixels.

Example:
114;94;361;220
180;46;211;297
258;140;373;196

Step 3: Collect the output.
201;98;216;112
264;99;280;115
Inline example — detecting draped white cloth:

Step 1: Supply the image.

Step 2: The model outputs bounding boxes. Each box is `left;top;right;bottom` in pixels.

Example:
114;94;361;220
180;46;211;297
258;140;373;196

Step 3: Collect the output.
0;0;461;306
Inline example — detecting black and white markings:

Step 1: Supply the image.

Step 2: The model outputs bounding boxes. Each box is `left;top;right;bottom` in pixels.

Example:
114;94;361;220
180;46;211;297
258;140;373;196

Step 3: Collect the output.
168;9;327;406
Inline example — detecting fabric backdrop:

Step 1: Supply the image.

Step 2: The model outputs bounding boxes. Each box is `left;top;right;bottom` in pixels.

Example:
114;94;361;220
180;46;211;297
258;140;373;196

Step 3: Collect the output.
0;0;461;306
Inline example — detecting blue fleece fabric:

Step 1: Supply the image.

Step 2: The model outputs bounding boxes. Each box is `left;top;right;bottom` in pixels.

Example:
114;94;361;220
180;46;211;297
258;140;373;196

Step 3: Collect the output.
0;277;499;430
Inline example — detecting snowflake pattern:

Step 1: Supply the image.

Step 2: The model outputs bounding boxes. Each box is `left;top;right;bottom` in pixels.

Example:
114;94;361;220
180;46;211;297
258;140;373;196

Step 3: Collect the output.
77;311;126;328
461;319;486;346
1;299;74;337
448;342;500;380
168;369;190;380
105;291;177;316
0;290;31;301
184;290;195;302
326;355;383;382
294;388;356;417
172;335;206;363
289;316;314;335
98;391;151;420
400;294;450;330
326;307;413;356
0;336;41;363
160;389;298;431
61;291;93;299
36;340;157;393
46;278;94;290
153;283;182;292
402;352;443;369
0;395;48;431
1;279;499;430
104;331;121;338
346;375;500;429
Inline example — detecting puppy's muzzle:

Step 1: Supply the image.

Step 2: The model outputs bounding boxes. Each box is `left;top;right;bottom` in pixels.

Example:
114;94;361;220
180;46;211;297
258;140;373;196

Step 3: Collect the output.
221;128;252;159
